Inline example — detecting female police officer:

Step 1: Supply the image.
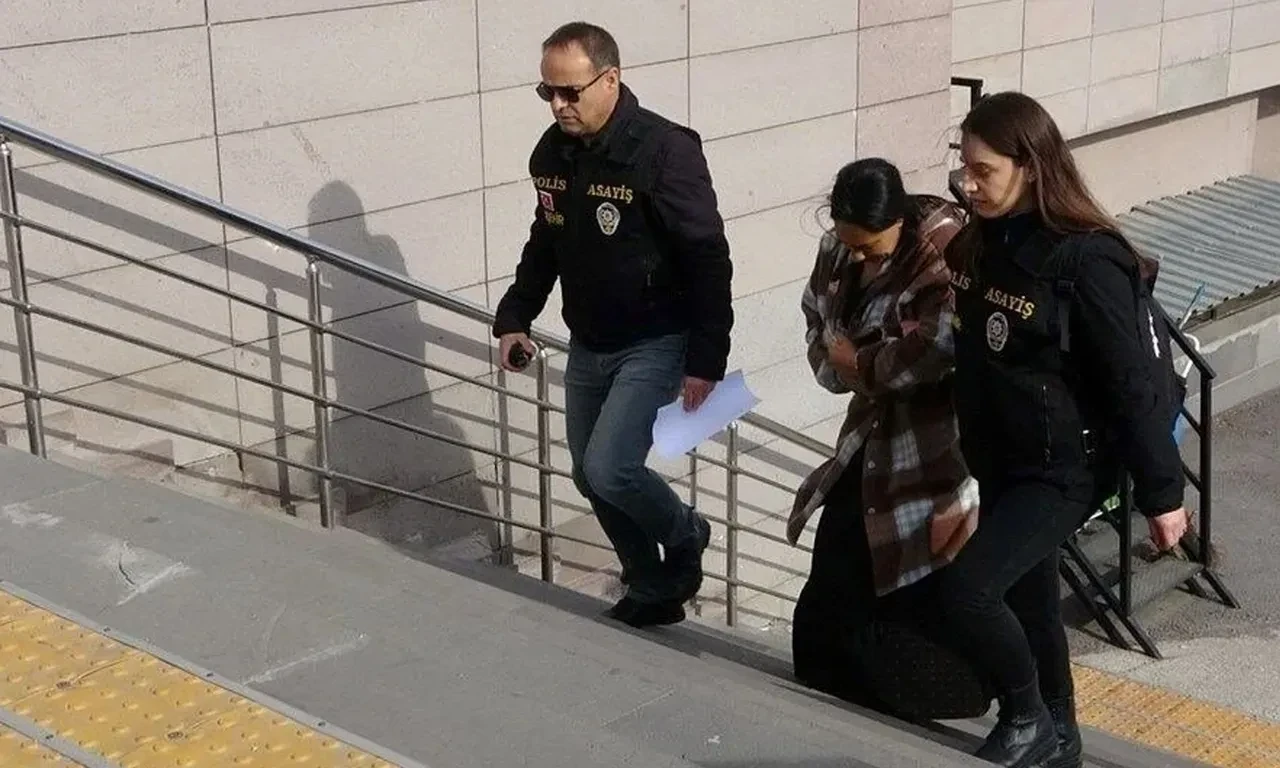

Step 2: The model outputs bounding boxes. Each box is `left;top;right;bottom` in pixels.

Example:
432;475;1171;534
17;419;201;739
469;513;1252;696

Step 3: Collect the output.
942;92;1189;768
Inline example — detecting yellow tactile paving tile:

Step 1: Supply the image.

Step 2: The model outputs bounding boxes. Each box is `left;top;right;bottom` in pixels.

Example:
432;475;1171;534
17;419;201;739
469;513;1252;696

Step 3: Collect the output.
1074;663;1280;767
0;721;84;766
0;591;399;767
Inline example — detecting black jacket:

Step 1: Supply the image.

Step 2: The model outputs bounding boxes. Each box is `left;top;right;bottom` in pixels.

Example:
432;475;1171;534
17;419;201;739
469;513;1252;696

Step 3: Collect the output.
948;212;1184;516
492;85;734;381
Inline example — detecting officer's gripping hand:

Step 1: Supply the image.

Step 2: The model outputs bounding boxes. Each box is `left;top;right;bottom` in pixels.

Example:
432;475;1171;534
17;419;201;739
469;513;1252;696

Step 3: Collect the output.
682;376;716;412
1148;507;1189;552
499;333;536;373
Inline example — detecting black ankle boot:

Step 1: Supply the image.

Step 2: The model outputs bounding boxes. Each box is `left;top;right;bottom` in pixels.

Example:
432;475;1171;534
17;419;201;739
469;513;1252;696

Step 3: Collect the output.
974;680;1057;767
1045;696;1083;768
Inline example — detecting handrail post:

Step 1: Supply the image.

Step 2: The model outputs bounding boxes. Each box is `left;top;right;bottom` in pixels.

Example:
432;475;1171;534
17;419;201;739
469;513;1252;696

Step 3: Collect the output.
0;138;45;458
1119;471;1133;616
495;369;515;567
1200;366;1214;567
689;453;699;509
306;260;334;528
726;422;740;627
536;349;554;582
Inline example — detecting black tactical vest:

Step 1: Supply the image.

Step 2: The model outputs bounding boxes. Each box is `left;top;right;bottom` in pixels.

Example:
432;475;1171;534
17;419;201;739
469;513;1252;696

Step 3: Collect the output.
950;218;1106;488
528;91;697;351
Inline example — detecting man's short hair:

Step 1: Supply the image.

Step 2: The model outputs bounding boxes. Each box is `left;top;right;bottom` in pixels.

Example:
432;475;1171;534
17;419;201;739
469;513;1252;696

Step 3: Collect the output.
542;22;621;72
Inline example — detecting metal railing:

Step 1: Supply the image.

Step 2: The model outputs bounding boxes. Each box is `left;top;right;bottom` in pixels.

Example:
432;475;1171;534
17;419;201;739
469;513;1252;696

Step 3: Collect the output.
0;114;834;627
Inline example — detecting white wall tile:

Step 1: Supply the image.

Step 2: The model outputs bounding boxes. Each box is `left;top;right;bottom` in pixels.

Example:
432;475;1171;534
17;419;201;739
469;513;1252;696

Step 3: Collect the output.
902;164;951;196
1160;11;1232;67
704;112;858;219
210;1;477;132
1093;0;1163;33
859;0;950;27
950;51;1024;117
860;15;951;106
0;28;213;154
1022;39;1092;96
0;0;204;48
954;0;1026;63
1024;0;1095;48
856;91;952;172
692;34;856;139
690;0;857;56
208;0;404;23
1230;0;1280;51
219;96;482;229
1091;25;1162;83
1158;56;1231;112
1088;71;1159;130
1039;87;1090;137
725;280;811;374
1163;0;1233;20
1228;40;1280;94
724;201;828;299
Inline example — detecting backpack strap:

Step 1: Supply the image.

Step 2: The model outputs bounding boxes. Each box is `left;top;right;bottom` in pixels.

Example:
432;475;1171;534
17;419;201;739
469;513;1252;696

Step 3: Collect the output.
1049;235;1087;354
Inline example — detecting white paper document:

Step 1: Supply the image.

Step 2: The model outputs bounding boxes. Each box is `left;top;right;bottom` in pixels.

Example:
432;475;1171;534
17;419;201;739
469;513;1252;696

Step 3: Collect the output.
651;369;761;459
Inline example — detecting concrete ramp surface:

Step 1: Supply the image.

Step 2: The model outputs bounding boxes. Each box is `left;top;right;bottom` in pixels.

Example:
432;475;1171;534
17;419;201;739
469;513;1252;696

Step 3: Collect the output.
0;446;1223;767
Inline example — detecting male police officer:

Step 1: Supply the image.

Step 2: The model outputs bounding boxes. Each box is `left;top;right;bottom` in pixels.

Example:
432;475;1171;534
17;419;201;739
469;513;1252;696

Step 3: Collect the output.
493;22;733;628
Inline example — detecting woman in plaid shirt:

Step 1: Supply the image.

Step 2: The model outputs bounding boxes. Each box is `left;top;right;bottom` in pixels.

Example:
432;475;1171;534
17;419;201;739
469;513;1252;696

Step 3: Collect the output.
788;159;984;719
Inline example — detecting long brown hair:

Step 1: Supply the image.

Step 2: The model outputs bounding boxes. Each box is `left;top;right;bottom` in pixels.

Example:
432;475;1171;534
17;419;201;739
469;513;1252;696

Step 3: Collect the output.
950;91;1139;272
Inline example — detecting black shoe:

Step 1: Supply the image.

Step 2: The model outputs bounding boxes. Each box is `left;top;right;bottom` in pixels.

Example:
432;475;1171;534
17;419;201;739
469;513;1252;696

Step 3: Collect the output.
666;513;711;603
605;596;640;620
1045;696;1083;768
974;683;1057;767
619;600;686;628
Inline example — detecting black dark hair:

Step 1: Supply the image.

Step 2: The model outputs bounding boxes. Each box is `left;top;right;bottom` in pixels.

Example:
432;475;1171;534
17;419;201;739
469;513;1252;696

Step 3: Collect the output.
543;22;621;71
828;158;908;232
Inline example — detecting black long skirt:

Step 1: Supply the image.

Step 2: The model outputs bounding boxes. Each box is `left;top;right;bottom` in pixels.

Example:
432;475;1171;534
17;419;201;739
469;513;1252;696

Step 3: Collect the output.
791;460;993;720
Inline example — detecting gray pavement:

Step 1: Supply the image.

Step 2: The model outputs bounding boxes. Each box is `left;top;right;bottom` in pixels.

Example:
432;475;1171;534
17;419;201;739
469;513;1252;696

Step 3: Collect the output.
1071;387;1280;721
0;444;984;768
0;443;1204;768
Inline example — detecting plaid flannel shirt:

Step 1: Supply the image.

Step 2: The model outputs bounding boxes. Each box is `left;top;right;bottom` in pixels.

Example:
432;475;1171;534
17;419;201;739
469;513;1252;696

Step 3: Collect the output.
788;196;980;595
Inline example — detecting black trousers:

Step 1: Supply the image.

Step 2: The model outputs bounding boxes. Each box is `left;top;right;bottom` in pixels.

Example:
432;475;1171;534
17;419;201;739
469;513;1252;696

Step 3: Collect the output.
934;478;1094;704
792;459;992;718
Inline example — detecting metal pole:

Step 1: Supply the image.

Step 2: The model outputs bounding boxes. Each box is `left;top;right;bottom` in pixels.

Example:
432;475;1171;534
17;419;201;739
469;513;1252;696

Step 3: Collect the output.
0;140;45;458
688;453;699;509
306;261;334;528
536;350;554;582
1119;471;1133;616
726;422;740;627
1200;370;1213;568
496;370;515;567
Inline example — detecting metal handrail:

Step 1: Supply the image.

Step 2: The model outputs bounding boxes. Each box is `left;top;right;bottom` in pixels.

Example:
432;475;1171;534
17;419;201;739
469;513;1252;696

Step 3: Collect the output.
0;114;819;453
0;113;831;627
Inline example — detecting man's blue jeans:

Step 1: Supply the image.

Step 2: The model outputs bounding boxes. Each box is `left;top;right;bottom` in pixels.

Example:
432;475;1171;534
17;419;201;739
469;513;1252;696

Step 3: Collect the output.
564;333;700;604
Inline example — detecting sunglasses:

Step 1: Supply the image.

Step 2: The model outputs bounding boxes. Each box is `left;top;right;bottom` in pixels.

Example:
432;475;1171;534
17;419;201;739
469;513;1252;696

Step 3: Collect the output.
535;69;609;103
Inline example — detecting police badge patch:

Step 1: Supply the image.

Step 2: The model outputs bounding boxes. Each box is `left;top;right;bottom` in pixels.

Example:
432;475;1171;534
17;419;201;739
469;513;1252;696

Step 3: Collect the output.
985;311;1009;352
596;202;620;236
538;190;555;212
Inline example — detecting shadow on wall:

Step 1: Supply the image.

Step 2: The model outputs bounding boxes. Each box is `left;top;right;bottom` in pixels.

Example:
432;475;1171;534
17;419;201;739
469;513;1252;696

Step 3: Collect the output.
1;166;500;557
306;181;496;558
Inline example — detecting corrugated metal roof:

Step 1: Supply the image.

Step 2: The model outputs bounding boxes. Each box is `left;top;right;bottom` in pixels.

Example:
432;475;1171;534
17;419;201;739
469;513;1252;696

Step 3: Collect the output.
1118;175;1280;321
